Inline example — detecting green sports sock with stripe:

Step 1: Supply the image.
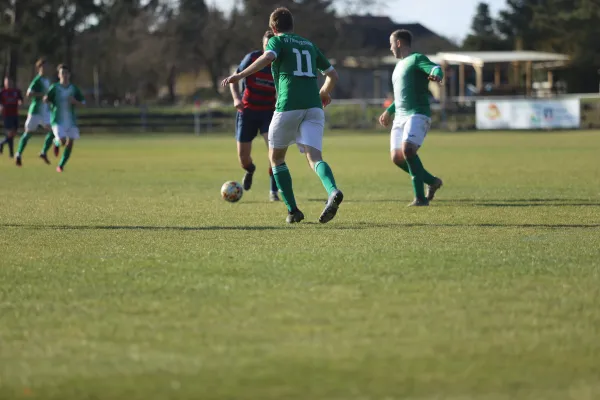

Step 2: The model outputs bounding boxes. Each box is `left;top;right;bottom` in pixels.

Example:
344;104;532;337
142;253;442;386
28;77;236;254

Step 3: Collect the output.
314;160;337;196
406;155;426;200
16;132;31;155
41;132;54;154
59;146;72;168
272;163;297;212
395;155;436;185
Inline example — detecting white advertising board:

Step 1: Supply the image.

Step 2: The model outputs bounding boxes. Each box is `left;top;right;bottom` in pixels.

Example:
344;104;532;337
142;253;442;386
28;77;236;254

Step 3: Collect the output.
476;99;580;130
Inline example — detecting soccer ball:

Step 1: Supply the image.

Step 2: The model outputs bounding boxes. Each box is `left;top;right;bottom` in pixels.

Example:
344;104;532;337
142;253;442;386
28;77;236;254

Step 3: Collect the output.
221;181;243;202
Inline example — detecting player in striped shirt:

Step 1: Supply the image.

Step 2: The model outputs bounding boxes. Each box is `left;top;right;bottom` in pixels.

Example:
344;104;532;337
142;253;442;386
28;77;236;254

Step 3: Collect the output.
0;77;23;158
229;30;279;202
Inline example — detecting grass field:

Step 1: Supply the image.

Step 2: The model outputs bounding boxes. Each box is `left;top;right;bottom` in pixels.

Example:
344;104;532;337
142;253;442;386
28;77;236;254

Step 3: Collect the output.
1;130;599;400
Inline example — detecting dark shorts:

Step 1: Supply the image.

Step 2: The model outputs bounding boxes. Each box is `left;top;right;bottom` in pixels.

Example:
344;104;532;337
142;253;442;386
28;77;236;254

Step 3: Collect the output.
235;109;274;143
3;116;19;131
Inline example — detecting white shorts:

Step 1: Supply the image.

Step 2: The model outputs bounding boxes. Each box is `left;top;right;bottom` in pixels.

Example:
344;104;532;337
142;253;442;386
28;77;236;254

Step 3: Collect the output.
390;114;431;150
52;125;80;140
268;108;325;152
24;112;51;132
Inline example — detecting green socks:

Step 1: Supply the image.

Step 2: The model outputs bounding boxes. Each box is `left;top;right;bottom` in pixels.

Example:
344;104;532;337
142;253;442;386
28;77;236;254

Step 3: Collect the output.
406;155;426;200
272;161;337;212
395;155;436;186
41;132;55;154
16;132;31;155
59;146;72;168
272;163;297;212
314;160;337;196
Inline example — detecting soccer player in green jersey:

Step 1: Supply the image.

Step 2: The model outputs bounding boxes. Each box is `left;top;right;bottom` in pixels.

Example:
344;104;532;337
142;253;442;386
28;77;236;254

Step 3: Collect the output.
44;64;85;172
15;58;60;167
222;7;343;224
379;29;444;206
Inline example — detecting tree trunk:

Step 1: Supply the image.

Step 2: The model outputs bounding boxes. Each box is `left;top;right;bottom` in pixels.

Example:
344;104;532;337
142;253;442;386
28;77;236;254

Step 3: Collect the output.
66;32;74;69
207;62;220;95
7;0;19;80
167;64;176;104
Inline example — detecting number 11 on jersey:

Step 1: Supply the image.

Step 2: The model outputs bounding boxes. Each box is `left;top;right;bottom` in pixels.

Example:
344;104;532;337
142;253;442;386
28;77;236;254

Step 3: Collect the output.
292;48;315;77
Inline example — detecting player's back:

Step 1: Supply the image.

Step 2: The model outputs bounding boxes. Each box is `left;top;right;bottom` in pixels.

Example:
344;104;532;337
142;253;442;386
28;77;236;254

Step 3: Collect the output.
240;50;276;111
266;33;332;112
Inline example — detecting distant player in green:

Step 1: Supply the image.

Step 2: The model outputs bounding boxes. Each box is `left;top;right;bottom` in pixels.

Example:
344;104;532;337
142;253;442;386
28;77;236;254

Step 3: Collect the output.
222;7;342;224
44;64;85;172
15;58;60;167
379;29;444;206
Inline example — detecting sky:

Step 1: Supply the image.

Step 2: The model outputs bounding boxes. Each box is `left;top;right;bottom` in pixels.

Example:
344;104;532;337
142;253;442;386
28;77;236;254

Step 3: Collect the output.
216;0;507;43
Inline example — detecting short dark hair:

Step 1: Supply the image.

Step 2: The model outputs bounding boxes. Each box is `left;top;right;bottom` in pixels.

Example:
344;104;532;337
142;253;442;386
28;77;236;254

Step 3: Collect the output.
270;7;294;33
35;57;46;69
392;29;412;47
264;29;275;40
57;64;69;72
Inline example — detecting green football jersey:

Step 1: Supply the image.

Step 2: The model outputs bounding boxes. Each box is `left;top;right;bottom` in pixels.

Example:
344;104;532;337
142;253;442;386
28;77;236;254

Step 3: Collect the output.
388;53;443;119
265;33;333;112
46;83;85;126
27;75;51;115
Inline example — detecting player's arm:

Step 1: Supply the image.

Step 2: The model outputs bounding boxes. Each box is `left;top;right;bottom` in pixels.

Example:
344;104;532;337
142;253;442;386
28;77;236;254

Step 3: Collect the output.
229;54;252;111
222;53;274;86
380;94;395;128
71;86;86;106
315;47;338;107
416;54;444;83
18;89;23;105
379;101;395;128
222;37;280;86
43;85;55;104
26;80;45;98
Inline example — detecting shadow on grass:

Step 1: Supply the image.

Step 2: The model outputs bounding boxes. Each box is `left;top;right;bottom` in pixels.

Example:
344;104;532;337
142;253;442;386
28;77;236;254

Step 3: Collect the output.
306;198;600;207
2;222;599;231
0;224;286;231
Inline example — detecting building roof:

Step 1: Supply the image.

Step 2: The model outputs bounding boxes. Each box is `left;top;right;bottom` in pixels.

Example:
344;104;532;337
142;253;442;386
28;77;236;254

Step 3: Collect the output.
379;51;569;69
436;51;570;66
337;15;458;56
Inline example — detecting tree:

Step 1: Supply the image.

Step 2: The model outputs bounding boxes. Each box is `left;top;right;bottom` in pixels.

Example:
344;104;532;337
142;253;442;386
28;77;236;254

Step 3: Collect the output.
528;0;600;92
496;0;539;50
462;2;508;50
169;0;240;94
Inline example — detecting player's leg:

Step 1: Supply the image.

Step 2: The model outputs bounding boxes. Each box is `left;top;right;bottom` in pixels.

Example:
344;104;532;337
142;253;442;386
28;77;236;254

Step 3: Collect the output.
15;114;37;165
391;150;438;186
298;108;343;223
45;110;60;157
53;125;71;172
39;125;55;164
269;111;303;223
56;138;72;172
402;115;440;206
236;111;259;190
1;117;15;156
1;117;16;157
260;112;279;201
0;122;10;154
261;132;280;201
6;129;16;158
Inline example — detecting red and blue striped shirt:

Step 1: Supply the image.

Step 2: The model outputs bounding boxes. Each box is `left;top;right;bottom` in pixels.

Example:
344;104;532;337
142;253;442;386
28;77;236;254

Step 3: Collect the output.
237;51;276;112
0;88;23;117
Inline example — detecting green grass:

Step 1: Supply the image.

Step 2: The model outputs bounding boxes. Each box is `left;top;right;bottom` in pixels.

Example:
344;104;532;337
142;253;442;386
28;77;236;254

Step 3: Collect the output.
1;130;599;400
